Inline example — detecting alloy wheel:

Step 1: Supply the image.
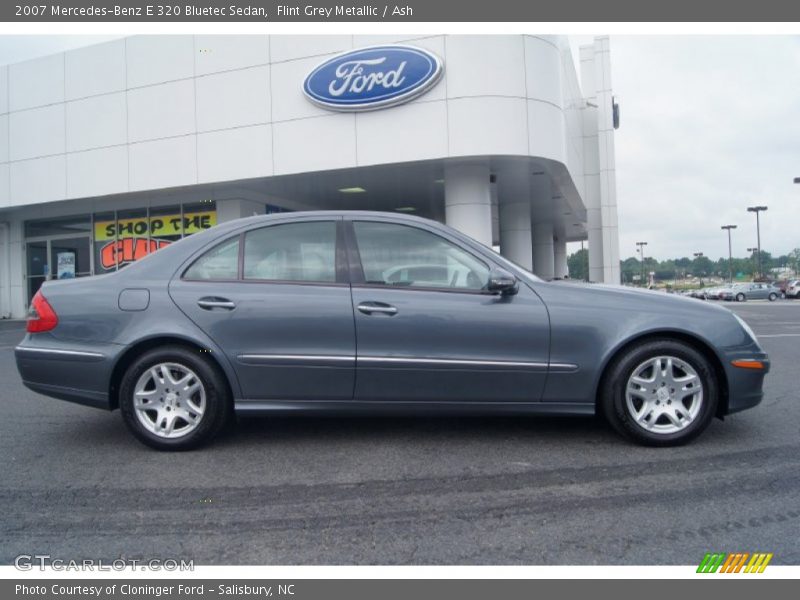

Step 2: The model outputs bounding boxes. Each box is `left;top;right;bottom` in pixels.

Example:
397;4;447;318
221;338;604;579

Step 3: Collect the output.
133;362;206;439
625;356;704;434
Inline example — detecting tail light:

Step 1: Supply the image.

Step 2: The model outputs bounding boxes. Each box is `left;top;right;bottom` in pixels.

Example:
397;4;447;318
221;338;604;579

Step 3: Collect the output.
27;290;59;333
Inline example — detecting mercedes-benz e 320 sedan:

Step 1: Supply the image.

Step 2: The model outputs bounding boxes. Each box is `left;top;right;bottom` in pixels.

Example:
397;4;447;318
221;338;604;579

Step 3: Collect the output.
16;212;769;450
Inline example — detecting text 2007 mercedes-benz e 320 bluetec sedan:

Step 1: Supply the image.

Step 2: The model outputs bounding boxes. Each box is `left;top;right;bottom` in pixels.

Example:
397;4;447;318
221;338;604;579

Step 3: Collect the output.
16;212;769;450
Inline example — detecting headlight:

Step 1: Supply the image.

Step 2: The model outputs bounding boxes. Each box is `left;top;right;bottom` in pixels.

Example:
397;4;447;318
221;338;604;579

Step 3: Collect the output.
733;312;759;344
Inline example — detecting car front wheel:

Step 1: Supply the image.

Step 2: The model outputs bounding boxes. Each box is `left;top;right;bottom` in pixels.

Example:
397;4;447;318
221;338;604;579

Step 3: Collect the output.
119;345;231;451
736;293;746;302
768;292;778;301
601;339;718;446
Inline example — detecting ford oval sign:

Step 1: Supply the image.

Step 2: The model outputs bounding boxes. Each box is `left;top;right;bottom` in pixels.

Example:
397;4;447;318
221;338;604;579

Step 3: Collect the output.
303;45;444;112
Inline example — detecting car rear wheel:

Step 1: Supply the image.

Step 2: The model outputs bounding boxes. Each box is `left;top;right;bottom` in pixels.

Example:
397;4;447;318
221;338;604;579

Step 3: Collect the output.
119;345;231;451
601;339;718;446
768;292;778;302
736;292;746;302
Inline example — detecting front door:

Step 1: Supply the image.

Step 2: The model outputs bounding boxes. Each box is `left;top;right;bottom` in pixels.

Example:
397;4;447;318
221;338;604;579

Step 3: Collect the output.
169;218;355;401
346;218;550;403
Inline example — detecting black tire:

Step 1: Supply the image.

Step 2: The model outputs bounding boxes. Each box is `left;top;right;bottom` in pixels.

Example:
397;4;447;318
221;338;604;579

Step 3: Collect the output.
768;293;778;302
119;345;231;451
736;293;746;302
601;339;719;447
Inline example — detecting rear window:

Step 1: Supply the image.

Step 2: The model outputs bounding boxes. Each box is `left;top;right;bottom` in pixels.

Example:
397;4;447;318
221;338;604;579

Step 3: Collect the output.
183;237;240;280
243;221;337;283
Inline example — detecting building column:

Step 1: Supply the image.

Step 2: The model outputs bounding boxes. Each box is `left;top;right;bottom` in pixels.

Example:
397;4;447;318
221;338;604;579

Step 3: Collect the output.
497;169;533;270
490;181;500;248
532;222;555;280
499;203;532;272
0;222;11;319
444;162;493;247
553;235;568;279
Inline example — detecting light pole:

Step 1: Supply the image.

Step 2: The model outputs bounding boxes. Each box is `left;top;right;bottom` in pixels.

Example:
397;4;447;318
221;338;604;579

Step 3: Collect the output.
636;241;648;286
747;247;757;278
693;252;704;278
746;206;768;280
721;225;737;283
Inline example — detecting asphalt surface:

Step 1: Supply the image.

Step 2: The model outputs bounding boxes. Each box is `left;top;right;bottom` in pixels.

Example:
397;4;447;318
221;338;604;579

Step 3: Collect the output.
0;300;798;565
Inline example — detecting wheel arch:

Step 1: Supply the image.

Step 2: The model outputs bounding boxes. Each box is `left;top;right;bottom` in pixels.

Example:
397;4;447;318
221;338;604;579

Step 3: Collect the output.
108;335;236;411
594;329;730;418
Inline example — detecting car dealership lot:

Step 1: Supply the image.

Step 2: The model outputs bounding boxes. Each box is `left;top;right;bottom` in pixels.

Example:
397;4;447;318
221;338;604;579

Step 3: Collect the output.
1;301;798;566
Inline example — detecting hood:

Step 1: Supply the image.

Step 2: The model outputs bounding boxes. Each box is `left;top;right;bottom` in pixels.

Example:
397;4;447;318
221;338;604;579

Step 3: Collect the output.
542;279;733;315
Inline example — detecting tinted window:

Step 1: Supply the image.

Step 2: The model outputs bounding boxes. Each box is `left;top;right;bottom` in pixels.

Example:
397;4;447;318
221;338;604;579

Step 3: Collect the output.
244;221;337;283
353;221;489;290
184;237;240;280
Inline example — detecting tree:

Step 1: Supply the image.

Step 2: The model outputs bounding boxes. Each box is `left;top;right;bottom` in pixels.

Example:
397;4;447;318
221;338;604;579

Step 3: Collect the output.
567;248;589;281
691;255;714;277
789;248;800;275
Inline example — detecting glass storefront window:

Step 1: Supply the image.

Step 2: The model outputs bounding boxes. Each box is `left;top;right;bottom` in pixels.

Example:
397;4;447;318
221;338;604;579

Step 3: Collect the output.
25;201;218;303
25;215;91;238
93;211;119;274
50;238;91;279
112;208;149;271
181;202;217;237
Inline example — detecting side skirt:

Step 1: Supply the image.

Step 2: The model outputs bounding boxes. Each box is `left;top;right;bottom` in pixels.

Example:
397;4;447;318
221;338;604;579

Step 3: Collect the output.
234;400;595;417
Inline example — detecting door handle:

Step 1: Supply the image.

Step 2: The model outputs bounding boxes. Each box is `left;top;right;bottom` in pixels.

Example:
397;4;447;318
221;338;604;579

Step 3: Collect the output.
197;297;236;310
357;302;398;316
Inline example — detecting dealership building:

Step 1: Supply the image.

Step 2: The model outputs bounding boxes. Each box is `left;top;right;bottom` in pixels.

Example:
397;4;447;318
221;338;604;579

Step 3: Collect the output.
0;34;620;319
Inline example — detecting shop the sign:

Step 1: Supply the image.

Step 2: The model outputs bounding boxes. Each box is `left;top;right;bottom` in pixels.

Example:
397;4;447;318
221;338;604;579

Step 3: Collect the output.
94;211;217;241
303;45;443;111
94;211;216;271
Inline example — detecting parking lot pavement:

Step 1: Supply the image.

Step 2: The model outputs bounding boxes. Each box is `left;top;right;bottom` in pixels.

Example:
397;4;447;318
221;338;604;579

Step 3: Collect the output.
1;301;798;566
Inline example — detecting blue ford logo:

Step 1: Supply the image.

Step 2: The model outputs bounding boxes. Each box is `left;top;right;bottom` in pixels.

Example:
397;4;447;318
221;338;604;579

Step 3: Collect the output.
303;45;444;112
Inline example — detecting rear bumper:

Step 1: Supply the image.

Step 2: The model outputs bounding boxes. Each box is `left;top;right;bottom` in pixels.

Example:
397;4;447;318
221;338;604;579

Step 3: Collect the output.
15;340;119;410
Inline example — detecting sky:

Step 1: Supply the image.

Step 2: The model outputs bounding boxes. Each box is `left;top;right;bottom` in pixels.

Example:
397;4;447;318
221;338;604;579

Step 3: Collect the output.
1;34;799;261
601;35;800;261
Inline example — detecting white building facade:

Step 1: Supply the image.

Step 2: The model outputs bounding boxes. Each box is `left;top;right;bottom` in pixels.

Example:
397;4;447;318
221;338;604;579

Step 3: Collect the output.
0;34;620;319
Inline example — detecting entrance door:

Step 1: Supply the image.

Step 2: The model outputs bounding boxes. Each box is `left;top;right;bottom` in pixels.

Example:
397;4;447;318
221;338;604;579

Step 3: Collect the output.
26;236;92;302
347;218;551;403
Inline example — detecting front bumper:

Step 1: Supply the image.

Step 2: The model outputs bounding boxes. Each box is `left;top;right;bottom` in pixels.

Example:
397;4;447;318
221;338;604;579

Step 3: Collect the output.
722;350;770;415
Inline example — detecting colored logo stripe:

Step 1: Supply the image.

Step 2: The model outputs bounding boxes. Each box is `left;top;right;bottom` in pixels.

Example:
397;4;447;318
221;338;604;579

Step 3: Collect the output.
697;552;773;573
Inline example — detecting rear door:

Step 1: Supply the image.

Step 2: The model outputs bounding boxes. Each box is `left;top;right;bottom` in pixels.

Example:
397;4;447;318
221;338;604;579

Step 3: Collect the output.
169;218;356;400
345;218;551;403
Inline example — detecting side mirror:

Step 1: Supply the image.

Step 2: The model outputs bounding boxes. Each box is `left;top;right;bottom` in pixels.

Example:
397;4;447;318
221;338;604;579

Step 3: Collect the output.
486;267;519;295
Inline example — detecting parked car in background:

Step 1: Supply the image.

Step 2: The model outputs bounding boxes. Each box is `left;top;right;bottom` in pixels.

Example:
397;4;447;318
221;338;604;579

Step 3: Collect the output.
705;287;727;300
786;279;800;299
728;282;781;302
775;279;791;299
15;212;770;450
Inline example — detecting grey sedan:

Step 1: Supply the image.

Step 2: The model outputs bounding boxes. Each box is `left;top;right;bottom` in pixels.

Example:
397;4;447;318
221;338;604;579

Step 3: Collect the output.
728;283;781;302
16;212;769;450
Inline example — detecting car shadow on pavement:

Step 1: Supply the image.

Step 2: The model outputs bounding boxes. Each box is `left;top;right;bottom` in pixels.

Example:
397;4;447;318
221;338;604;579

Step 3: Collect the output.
217;414;621;448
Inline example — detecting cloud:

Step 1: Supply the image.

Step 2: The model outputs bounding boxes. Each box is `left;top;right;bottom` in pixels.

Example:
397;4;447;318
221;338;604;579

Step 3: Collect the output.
610;35;800;261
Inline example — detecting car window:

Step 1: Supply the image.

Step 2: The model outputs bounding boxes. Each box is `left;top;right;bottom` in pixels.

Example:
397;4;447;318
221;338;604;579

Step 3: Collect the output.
184;237;240;280
353;221;489;291
243;221;337;283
